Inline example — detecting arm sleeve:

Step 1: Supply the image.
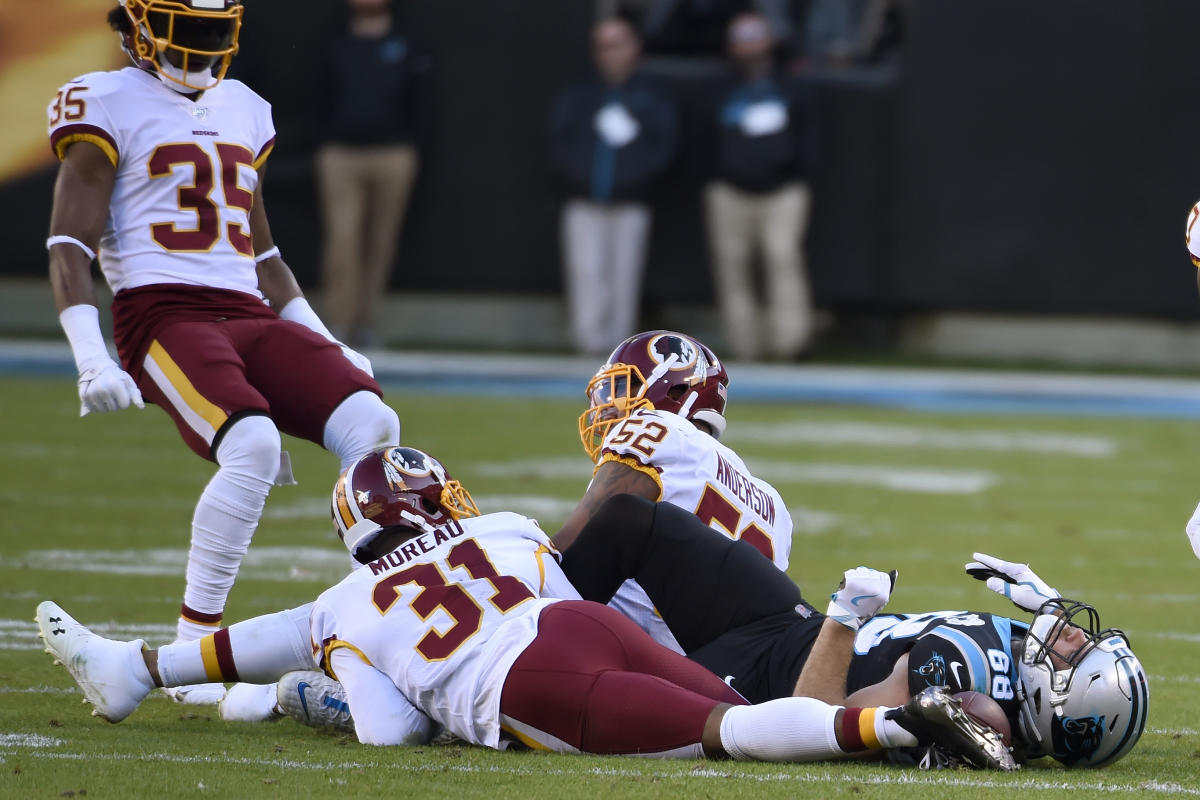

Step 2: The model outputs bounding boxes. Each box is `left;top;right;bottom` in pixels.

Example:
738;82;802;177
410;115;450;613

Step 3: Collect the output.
47;76;121;166
330;648;435;746
905;632;987;696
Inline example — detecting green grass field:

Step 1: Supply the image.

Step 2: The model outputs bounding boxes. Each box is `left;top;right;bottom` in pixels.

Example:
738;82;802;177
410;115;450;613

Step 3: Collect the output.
2;373;1199;798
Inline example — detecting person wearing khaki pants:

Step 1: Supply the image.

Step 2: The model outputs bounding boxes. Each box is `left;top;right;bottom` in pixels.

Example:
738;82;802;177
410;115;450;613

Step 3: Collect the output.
705;13;815;361
317;143;418;346
317;0;427;347
705;180;812;361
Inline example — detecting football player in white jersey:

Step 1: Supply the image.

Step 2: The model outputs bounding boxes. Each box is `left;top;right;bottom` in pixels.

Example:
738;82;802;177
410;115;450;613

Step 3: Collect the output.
556;330;793;651
45;0;400;703
36;447;1015;768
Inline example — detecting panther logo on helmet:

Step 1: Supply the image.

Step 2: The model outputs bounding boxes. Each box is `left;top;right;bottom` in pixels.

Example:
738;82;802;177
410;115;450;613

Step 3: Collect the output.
331;446;480;563
578;330;730;461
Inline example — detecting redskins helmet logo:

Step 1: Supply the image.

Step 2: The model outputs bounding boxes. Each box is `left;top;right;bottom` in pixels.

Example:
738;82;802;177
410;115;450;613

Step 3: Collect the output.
646;334;699;370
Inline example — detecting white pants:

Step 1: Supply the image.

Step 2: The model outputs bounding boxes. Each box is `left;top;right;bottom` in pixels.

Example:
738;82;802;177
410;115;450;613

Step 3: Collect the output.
705;181;813;361
561;199;652;356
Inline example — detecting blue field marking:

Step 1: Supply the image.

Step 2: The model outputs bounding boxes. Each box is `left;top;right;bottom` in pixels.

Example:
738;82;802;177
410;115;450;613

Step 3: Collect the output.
6;340;1200;419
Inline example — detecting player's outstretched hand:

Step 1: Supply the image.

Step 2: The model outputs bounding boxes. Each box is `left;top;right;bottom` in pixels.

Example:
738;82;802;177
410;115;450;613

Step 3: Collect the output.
965;552;1058;614
1184;501;1200;560
338;343;374;377
826;566;898;630
77;356;144;417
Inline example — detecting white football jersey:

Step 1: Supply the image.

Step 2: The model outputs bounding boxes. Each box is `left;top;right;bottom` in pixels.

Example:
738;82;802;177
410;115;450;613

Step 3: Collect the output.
47;67;275;296
309;512;581;749
596;409;793;651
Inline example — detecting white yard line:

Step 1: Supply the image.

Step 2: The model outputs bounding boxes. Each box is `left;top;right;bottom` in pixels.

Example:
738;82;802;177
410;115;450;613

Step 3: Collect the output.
727;422;1117;457
0;748;1195;795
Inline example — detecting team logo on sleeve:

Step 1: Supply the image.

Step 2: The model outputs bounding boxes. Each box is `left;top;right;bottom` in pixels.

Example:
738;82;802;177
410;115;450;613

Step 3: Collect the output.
913;652;947;687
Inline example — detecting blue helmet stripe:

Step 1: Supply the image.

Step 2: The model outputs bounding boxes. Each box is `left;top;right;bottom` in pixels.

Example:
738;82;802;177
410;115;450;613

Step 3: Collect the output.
1095;654;1148;767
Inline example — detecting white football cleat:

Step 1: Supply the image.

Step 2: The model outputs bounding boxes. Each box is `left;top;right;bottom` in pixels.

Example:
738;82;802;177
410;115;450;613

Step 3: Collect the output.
276;670;354;732
35;601;155;723
219;682;282;722
163;682;228;706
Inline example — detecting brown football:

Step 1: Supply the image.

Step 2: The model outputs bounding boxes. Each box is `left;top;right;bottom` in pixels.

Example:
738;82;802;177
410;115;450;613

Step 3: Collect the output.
953;690;1012;747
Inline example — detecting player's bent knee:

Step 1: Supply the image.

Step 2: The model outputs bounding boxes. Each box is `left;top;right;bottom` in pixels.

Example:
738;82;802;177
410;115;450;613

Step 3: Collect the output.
214;414;282;480
593;493;656;534
323;390;400;464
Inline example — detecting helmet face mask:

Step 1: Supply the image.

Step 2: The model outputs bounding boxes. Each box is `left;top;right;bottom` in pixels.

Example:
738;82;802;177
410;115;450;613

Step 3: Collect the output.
1016;599;1149;768
578;331;729;460
331;447;480;563
122;0;243;92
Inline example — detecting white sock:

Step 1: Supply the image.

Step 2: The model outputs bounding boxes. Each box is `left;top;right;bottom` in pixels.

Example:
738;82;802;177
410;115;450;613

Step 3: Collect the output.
719;697;842;762
877;710;919;749
181;416;280;625
322;390;400;471
159;605;317;687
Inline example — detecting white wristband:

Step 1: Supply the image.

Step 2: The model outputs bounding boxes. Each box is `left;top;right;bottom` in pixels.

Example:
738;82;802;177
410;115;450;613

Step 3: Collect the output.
47;235;97;262
254;246;281;264
278;297;335;341
59;304;111;371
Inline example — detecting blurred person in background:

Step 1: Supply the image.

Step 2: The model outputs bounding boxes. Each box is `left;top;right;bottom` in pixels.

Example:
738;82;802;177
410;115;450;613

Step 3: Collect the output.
45;0;399;704
705;11;815;361
317;0;428;349
550;17;678;357
638;0;793;57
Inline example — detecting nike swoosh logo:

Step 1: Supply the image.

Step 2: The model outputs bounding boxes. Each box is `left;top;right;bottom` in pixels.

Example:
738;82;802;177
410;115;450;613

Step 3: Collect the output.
849;594;874;607
296;681;311;719
949;662;967;688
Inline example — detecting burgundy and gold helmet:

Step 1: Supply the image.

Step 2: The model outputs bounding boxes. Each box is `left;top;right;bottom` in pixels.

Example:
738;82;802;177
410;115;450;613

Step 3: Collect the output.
118;0;244;92
578;330;729;460
331;447;480;563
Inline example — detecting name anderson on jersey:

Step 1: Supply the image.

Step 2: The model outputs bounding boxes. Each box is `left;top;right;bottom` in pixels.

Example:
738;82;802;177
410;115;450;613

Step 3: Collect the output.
714;453;775;525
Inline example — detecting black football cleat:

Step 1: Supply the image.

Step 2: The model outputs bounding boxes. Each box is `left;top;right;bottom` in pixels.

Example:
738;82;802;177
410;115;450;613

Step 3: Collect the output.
886;686;1018;772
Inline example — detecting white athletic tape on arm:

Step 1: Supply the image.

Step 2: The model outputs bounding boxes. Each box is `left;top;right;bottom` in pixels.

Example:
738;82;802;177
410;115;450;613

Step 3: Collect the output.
46;235;97;262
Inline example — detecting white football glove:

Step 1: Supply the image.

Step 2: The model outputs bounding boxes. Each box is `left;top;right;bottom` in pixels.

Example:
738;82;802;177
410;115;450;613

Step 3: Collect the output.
965;552;1059;613
77;355;144;417
826;566;898;631
1185;501;1200;560
337;343;374;377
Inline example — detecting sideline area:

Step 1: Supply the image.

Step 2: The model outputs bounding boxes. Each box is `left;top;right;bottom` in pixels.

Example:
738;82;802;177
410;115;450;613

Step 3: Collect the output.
7;338;1200;419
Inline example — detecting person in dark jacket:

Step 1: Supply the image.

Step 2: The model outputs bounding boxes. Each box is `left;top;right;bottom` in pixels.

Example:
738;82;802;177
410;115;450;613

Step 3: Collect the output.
316;0;428;348
550;17;678;356
705;12;815;361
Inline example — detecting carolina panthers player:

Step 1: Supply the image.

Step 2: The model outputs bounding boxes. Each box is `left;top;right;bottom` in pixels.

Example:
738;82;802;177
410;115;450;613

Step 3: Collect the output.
45;0;399;705
555;330;794;652
35;447;1015;769
561;495;1149;769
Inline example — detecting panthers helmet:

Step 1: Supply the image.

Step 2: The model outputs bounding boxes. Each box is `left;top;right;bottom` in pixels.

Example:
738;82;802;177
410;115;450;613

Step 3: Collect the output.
1015;599;1149;768
331;446;480;563
578;330;729;461
118;0;243;92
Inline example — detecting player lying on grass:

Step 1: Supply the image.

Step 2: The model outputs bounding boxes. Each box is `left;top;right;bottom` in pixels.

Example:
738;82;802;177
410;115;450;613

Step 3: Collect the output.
267;493;1147;769
557;495;1148;769
36;447;1015;770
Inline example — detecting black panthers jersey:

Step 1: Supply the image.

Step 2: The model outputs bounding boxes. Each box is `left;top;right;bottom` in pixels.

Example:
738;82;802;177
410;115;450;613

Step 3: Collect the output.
847;611;1029;729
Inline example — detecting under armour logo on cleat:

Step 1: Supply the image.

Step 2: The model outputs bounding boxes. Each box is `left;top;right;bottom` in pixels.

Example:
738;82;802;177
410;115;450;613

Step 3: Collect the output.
49;616;65;635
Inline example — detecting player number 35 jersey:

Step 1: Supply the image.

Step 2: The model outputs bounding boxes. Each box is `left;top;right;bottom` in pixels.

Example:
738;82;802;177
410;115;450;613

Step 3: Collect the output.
597;409;794;651
47;67;276;297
